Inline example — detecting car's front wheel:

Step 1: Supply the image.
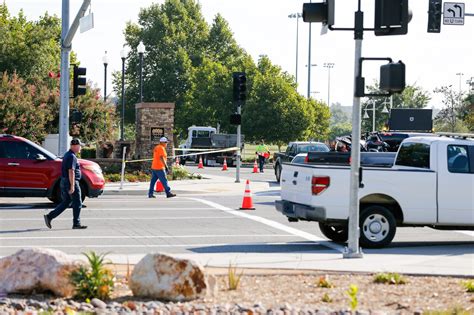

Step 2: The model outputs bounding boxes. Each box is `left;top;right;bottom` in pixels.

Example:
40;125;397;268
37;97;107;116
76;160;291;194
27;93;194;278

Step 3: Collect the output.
49;182;86;204
318;222;348;243
359;205;396;248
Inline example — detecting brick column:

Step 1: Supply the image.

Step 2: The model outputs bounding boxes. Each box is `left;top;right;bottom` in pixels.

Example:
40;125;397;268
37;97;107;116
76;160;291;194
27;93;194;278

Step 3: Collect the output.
135;103;175;162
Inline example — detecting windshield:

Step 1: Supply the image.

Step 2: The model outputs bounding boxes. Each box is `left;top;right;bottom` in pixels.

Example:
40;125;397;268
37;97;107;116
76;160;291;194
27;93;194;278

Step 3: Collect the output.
298;144;329;153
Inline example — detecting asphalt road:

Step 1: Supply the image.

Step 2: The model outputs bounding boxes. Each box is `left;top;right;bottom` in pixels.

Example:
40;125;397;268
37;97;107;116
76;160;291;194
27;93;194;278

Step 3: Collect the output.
0;164;473;275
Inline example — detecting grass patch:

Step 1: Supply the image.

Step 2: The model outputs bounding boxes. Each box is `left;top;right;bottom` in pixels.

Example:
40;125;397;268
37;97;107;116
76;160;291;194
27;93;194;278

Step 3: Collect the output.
373;272;407;285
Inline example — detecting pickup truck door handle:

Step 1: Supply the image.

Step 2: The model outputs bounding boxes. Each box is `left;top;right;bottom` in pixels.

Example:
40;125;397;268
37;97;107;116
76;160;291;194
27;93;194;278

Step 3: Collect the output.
293;171;298;177
8;162;20;166
292;180;297;185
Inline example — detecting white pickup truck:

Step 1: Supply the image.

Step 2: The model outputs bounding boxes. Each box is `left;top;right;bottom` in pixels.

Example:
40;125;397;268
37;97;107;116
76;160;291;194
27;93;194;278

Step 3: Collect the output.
275;136;474;248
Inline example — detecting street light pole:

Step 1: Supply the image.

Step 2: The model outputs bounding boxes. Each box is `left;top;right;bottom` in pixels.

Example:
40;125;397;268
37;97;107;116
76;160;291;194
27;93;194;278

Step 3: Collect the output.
137;41;146;104
307;1;313;98
120;49;126;141
288;13;302;85
324;62;335;106
102;51;108;102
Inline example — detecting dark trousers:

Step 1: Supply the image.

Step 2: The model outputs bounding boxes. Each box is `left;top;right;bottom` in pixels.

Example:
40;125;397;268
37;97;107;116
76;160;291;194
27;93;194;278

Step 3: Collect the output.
258;155;266;172
47;178;82;226
148;169;171;197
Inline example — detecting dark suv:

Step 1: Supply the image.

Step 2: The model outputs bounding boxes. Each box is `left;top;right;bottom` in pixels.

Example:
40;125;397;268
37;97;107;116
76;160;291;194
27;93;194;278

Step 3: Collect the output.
0;134;105;203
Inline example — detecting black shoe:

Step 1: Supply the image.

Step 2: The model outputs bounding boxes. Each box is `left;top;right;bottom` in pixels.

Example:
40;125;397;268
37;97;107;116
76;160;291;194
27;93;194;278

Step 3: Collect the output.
166;193;176;198
72;225;88;229
43;215;52;229
148;195;156;198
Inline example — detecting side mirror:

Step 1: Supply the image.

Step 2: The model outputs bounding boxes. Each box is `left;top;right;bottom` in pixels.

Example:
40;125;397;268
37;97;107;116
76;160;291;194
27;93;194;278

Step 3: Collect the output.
36;154;47;161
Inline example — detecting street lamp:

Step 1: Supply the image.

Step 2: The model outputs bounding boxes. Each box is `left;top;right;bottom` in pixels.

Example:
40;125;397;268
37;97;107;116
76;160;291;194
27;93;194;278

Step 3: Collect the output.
363;100;389;132
323;62;335;106
102;51;108;102
137;41;146;103
120;49;127;141
288;13;302;85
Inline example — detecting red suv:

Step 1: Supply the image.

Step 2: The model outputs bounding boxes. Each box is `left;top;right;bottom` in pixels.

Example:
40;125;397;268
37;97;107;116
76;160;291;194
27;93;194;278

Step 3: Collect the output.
0;134;105;203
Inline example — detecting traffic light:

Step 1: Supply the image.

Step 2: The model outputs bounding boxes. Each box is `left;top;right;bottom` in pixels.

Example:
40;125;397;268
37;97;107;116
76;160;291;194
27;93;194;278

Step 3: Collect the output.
374;0;410;36
380;61;406;94
233;72;247;103
230;113;241;125
73;65;87;98
427;0;442;33
302;0;334;26
71;109;83;124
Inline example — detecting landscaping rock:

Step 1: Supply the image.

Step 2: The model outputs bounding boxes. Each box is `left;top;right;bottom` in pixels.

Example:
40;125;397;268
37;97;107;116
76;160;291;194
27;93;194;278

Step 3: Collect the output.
0;248;79;297
129;253;208;302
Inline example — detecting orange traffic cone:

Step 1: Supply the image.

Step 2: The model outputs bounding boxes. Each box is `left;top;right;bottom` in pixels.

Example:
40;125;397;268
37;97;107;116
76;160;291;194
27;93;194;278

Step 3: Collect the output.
240;179;255;210
222;158;228;171
252;159;259;173
155;180;164;192
175;157;180;167
198;156;204;169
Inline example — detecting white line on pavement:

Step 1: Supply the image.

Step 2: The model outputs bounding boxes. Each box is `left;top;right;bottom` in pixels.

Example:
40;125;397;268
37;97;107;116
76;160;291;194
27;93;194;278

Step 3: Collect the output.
188;198;344;252
0;234;294;240
0;208;215;212
0;216;235;221
0;242;326;249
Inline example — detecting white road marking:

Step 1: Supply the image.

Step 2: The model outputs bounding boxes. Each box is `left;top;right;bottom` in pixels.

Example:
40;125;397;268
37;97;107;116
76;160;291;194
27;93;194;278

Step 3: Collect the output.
0;208;215;212
0;234;294;240
0;216;235;221
0;242;324;249
188;198;344;252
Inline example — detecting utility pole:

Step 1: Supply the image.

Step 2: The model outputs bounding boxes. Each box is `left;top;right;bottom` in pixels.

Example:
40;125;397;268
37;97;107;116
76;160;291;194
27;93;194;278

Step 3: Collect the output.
59;0;92;155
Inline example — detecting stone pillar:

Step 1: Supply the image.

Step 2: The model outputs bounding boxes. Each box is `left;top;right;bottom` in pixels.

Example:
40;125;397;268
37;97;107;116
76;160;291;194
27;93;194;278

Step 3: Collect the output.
135;103;175;162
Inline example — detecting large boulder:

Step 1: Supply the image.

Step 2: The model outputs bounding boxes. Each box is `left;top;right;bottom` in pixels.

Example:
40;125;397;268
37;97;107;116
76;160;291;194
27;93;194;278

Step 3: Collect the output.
0;248;79;297
129;253;208;301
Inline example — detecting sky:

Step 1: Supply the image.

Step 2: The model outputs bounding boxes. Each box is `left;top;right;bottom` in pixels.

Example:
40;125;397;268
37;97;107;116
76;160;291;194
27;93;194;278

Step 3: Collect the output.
6;0;474;110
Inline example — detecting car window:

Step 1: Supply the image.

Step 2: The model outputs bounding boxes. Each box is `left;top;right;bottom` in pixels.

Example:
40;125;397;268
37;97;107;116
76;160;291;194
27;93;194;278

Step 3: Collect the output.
447;145;470;173
0;142;6;158
298;144;330;153
395;142;431;169
2;141;43;159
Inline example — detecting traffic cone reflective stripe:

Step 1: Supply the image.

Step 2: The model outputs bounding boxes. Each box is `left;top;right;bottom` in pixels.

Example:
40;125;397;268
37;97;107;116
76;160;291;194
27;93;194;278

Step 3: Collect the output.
155;180;164;192
240;179;255;210
222;158;228;171
198;157;204;169
252;159;259;173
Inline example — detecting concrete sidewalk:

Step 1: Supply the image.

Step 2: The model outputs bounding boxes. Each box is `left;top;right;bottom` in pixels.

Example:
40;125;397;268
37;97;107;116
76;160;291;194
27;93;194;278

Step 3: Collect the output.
103;173;270;196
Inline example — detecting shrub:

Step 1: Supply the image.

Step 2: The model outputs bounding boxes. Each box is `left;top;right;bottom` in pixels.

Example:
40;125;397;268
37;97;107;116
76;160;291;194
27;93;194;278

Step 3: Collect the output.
80;147;96;159
227;263;243;291
462;280;474;292
171;165;190;180
346;284;358;311
321;293;332;303
317;275;334;288
373;272;407;285
69;252;115;301
104;173;121;182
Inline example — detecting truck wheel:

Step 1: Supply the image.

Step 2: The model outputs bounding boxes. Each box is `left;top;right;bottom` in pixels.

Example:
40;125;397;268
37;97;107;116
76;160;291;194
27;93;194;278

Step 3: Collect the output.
318;222;348;243
359;205;396;248
275;164;282;182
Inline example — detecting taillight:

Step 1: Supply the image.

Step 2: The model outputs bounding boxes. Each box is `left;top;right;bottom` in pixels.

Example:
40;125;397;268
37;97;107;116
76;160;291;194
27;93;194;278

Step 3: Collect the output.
304;155;309;163
312;176;330;195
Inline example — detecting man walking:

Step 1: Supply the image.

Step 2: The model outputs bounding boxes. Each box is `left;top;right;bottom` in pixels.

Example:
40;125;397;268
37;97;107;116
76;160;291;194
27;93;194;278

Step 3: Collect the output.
148;137;176;199
255;139;270;173
44;139;87;229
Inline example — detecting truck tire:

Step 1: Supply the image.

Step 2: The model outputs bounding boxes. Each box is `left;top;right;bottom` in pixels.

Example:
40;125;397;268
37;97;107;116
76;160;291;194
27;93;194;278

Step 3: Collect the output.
359;205;396;248
318;222;348;243
275;164;282;182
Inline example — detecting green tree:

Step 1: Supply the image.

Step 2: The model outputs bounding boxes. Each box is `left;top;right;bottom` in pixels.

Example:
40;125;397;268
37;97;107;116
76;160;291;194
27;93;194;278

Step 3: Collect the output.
433;85;470;132
363;82;431;132
0;4;61;80
328;103;352;139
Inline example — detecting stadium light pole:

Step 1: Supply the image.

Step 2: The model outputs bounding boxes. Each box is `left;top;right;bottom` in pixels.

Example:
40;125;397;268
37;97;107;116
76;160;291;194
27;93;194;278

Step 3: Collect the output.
288;13;302;85
323;62;335;106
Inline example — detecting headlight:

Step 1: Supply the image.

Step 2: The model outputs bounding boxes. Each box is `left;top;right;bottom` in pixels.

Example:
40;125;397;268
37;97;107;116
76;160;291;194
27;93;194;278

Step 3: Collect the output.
83;164;103;175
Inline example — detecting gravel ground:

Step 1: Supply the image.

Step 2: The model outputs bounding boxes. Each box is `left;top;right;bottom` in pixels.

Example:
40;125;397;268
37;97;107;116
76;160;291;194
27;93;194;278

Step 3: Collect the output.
0;268;472;314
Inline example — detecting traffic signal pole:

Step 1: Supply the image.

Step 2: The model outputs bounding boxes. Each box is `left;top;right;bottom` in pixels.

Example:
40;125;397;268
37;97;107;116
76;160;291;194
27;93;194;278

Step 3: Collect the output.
235;104;241;183
59;0;91;155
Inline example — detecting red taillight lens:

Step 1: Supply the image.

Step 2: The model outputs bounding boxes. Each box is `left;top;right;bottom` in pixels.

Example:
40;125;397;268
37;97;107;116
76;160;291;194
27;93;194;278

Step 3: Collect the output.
312;176;330;195
304;155;309;163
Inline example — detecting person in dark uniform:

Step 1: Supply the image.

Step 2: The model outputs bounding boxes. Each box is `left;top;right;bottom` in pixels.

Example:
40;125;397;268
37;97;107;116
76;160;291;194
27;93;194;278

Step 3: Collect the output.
44;138;87;229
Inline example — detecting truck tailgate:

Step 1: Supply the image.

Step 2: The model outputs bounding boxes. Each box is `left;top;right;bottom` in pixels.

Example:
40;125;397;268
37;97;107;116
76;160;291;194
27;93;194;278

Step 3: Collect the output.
280;163;314;206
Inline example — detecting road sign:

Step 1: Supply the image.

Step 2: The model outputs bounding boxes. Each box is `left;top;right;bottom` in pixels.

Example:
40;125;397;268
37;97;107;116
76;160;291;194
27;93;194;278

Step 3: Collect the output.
443;2;465;25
